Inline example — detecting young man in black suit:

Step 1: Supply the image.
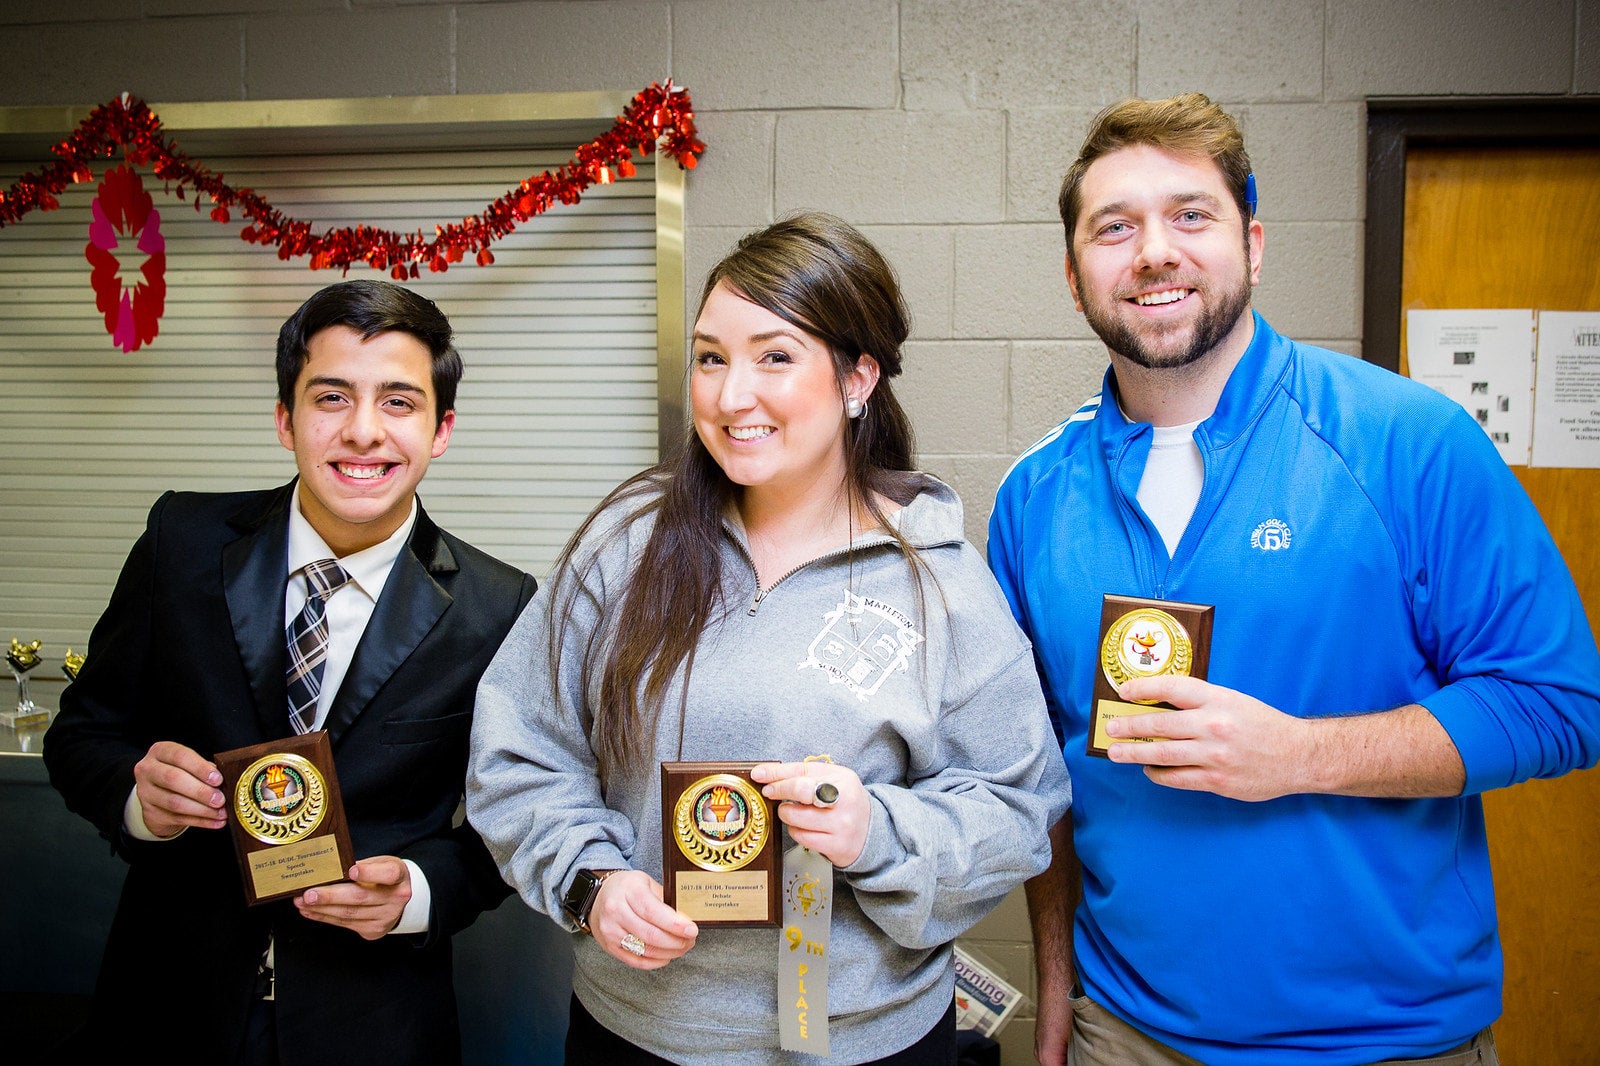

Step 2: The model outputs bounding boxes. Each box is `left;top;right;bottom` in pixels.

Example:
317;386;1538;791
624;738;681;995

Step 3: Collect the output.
43;280;537;1066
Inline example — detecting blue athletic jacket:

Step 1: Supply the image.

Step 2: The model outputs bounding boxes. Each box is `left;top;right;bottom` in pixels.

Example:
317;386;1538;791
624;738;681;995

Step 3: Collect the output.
989;313;1600;1065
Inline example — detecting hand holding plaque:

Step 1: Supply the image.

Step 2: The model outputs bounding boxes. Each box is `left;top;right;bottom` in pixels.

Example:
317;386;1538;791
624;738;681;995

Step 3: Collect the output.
1089;594;1214;758
216;731;354;905
661;761;780;926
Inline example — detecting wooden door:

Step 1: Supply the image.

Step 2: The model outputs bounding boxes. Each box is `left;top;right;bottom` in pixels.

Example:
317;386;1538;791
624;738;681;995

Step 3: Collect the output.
1402;146;1600;1062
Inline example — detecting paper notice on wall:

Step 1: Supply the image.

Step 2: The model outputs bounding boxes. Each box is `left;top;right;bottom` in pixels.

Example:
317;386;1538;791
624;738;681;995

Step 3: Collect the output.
1530;311;1600;469
1405;309;1536;466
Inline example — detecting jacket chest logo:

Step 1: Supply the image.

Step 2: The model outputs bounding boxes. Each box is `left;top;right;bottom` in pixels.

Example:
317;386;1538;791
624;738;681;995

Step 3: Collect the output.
1250;518;1293;552
799;590;924;701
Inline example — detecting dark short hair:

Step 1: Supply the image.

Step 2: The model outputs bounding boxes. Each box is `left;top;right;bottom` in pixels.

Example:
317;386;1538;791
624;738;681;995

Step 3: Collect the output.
276;280;462;422
1059;92;1254;243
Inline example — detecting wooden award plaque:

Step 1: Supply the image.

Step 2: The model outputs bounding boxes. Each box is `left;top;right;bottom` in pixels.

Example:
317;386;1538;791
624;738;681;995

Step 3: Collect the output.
1089;594;1214;758
660;761;780;926
215;730;354;905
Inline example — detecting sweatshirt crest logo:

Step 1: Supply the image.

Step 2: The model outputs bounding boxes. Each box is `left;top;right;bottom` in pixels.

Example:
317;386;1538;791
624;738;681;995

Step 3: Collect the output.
1250;518;1292;552
800;590;924;701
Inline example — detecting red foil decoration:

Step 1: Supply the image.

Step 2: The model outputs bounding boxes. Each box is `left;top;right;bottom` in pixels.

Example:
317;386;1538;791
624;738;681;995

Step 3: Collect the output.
84;164;166;352
2;84;704;276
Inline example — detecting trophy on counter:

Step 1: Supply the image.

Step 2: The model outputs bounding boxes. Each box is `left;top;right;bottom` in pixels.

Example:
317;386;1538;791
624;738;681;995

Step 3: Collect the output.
4;638;50;730
62;648;85;682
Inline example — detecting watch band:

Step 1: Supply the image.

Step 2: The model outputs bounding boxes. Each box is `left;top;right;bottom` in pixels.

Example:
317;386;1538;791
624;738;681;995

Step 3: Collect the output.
563;868;621;933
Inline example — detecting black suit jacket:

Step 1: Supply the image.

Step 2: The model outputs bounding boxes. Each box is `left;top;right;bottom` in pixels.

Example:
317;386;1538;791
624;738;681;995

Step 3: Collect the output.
43;484;537;1066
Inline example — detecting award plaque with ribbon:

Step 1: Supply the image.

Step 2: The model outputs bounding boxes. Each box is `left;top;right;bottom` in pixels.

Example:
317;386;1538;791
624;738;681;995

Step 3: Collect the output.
215;731;354;905
1089;594;1214;758
661;761;780;926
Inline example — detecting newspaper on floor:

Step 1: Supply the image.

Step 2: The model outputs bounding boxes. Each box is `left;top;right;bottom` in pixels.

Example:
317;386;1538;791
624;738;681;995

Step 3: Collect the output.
953;943;1028;1036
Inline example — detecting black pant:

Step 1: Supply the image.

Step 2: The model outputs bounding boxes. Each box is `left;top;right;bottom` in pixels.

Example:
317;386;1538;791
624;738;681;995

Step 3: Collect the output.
565;993;957;1066
241;996;279;1066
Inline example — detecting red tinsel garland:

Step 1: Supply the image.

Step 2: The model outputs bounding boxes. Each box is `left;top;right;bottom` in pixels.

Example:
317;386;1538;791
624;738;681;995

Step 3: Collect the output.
0;84;703;278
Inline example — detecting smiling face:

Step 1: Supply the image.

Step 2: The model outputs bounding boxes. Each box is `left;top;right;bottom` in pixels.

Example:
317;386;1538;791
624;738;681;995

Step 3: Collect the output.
275;324;454;556
690;281;878;512
1066;143;1263;372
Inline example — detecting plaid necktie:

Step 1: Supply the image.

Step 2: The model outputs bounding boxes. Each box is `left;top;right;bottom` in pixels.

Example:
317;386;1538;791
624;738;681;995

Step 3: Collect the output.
284;559;352;734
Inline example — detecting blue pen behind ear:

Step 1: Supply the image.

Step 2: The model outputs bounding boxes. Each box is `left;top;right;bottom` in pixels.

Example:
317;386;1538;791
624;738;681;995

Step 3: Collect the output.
1244;173;1259;216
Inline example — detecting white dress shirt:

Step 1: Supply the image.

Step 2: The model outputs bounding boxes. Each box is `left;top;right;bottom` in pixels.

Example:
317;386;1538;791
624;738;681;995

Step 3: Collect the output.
283;489;414;731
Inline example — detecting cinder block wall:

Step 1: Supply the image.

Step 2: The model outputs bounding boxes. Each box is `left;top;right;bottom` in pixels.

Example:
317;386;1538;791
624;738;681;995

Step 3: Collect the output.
3;1;1595;1060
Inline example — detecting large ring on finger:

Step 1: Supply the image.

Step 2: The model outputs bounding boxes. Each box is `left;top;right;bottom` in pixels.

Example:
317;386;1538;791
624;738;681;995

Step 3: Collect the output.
619;932;646;957
813;782;839;807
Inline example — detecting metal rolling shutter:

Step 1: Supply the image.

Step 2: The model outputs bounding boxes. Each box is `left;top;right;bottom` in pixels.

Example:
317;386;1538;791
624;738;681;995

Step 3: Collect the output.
0;146;660;654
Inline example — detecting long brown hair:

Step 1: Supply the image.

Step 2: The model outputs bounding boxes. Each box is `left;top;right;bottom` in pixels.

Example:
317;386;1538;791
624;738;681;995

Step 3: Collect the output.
550;213;922;785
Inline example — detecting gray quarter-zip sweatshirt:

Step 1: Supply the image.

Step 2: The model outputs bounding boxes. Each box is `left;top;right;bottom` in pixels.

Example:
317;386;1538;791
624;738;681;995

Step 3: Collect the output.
468;473;1071;1064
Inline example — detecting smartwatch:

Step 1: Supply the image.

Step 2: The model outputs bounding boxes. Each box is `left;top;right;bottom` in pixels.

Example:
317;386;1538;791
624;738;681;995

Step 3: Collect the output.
561;868;620;933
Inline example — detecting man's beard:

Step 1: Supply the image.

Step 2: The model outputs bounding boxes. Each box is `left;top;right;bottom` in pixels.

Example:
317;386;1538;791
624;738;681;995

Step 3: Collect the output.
1080;266;1252;372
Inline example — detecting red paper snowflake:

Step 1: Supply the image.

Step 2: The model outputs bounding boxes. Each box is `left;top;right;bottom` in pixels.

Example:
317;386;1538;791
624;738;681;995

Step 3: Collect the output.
84;164;166;352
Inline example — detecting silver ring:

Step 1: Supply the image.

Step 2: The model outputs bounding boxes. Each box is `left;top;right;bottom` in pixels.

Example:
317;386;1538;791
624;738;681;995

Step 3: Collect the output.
813;782;839;807
619;932;646;957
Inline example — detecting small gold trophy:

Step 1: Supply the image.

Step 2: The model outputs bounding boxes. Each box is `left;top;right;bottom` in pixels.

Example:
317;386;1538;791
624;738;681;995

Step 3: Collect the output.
1089;595;1214;757
62;648;85;682
3;638;50;729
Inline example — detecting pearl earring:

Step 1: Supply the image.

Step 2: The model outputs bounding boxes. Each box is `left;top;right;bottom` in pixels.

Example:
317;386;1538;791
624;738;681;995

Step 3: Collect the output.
846;396;866;419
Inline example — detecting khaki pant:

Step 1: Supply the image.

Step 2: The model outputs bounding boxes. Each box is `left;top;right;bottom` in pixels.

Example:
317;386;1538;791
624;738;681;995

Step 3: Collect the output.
1067;991;1499;1066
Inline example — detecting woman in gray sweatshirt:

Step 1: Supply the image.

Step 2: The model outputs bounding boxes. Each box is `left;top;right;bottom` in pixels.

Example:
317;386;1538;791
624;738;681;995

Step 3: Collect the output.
467;213;1071;1065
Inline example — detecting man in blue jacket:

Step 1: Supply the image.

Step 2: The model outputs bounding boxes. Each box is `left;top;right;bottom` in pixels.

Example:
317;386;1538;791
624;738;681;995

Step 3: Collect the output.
989;92;1600;1066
